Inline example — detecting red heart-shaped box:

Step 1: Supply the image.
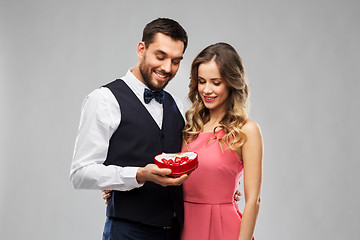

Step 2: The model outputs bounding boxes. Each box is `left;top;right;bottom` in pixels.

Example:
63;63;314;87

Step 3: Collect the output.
154;152;198;177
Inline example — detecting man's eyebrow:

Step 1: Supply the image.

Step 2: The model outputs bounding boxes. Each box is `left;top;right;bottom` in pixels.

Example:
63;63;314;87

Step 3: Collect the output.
155;50;167;56
155;50;183;60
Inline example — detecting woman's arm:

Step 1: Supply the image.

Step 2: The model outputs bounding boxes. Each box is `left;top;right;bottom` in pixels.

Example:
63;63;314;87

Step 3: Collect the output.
237;120;263;240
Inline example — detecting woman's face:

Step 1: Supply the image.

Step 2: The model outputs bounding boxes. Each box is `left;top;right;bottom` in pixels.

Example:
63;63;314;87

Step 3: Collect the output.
197;60;230;113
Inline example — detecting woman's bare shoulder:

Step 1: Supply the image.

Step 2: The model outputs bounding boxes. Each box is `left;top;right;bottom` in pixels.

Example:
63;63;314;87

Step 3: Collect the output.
241;119;261;135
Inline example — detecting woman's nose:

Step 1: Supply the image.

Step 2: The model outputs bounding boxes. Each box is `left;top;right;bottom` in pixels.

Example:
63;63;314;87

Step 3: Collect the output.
203;83;212;93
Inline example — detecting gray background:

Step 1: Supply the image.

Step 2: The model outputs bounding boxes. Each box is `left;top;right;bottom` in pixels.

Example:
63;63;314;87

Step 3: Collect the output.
1;0;359;239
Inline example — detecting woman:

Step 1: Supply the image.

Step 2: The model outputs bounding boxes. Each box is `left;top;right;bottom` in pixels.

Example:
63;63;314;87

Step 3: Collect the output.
103;42;262;240
181;42;262;240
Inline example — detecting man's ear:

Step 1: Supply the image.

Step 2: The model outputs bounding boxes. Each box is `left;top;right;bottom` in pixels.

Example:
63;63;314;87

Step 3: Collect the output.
137;41;146;59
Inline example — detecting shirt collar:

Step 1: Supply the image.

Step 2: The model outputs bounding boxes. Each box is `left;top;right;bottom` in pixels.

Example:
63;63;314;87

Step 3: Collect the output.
122;68;149;98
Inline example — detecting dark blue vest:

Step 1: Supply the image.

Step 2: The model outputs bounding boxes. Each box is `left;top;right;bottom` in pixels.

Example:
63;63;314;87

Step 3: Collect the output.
103;79;184;227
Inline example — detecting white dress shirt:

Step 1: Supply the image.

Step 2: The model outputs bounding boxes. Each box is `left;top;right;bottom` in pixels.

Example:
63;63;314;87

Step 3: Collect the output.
70;69;184;191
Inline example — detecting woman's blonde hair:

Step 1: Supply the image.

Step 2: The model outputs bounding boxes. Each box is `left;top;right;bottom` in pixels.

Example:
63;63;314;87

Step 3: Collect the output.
183;42;249;151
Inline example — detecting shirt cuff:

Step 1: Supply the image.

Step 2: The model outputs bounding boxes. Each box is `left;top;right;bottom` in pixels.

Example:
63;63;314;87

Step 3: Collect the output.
122;167;144;190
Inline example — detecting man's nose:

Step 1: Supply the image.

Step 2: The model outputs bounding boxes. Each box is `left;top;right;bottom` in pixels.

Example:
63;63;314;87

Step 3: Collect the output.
160;59;172;73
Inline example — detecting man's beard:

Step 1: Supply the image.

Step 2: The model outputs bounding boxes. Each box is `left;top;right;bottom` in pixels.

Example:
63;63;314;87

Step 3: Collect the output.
139;58;172;92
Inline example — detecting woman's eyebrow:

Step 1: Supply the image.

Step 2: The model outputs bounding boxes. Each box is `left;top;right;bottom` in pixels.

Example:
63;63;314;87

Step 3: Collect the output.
198;75;222;81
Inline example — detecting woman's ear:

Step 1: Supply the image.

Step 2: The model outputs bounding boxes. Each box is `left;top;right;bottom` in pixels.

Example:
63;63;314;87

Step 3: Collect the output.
137;41;146;59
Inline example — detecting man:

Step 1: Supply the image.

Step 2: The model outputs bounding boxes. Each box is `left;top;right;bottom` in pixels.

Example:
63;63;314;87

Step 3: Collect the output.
70;18;189;240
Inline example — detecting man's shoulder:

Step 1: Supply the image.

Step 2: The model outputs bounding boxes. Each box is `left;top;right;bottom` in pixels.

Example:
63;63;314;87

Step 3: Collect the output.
83;85;117;108
102;79;124;89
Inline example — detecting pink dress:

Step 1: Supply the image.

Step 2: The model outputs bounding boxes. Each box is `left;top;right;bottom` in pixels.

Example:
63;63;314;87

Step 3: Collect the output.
181;130;245;240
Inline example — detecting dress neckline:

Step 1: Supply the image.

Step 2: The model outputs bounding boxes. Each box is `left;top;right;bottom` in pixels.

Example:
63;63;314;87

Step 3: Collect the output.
199;129;224;136
200;129;224;133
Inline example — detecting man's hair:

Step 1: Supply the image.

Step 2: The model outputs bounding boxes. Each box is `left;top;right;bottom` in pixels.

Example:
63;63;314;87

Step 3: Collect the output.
142;18;188;53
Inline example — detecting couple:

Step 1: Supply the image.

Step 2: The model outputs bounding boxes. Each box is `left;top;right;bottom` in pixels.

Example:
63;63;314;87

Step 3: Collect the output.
70;18;262;240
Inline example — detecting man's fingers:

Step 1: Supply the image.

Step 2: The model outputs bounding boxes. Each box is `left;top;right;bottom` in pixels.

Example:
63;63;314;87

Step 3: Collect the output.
156;167;172;176
175;174;189;183
154;174;189;187
234;190;242;202
138;164;190;186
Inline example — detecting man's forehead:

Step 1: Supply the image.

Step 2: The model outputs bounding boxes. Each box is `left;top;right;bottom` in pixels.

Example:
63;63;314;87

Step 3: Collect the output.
148;33;184;57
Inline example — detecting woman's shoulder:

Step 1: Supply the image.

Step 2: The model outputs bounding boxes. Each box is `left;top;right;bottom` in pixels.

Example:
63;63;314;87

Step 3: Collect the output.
236;119;263;159
242;119;260;131
241;119;262;138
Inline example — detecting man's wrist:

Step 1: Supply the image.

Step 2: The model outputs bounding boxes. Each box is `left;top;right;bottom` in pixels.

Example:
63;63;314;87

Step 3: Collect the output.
136;167;145;184
121;167;144;189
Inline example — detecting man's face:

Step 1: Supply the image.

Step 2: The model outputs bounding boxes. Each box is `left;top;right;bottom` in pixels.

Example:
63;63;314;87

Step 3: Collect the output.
139;33;184;91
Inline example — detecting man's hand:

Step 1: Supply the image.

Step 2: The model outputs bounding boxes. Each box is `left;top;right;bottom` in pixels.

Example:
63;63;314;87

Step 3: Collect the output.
234;189;242;202
136;164;189;187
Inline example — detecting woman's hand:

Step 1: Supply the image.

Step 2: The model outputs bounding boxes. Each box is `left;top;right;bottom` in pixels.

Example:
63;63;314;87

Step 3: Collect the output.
102;190;112;204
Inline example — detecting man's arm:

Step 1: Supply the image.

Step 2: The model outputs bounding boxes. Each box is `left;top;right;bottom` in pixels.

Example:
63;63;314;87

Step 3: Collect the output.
136;164;188;186
70;87;187;191
69;88;143;191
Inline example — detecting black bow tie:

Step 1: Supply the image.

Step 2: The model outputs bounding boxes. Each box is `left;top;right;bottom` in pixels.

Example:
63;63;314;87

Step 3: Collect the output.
144;88;165;104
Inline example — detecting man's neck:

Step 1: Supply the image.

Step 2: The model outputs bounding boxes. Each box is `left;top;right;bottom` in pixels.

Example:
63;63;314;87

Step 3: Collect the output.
131;64;146;86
